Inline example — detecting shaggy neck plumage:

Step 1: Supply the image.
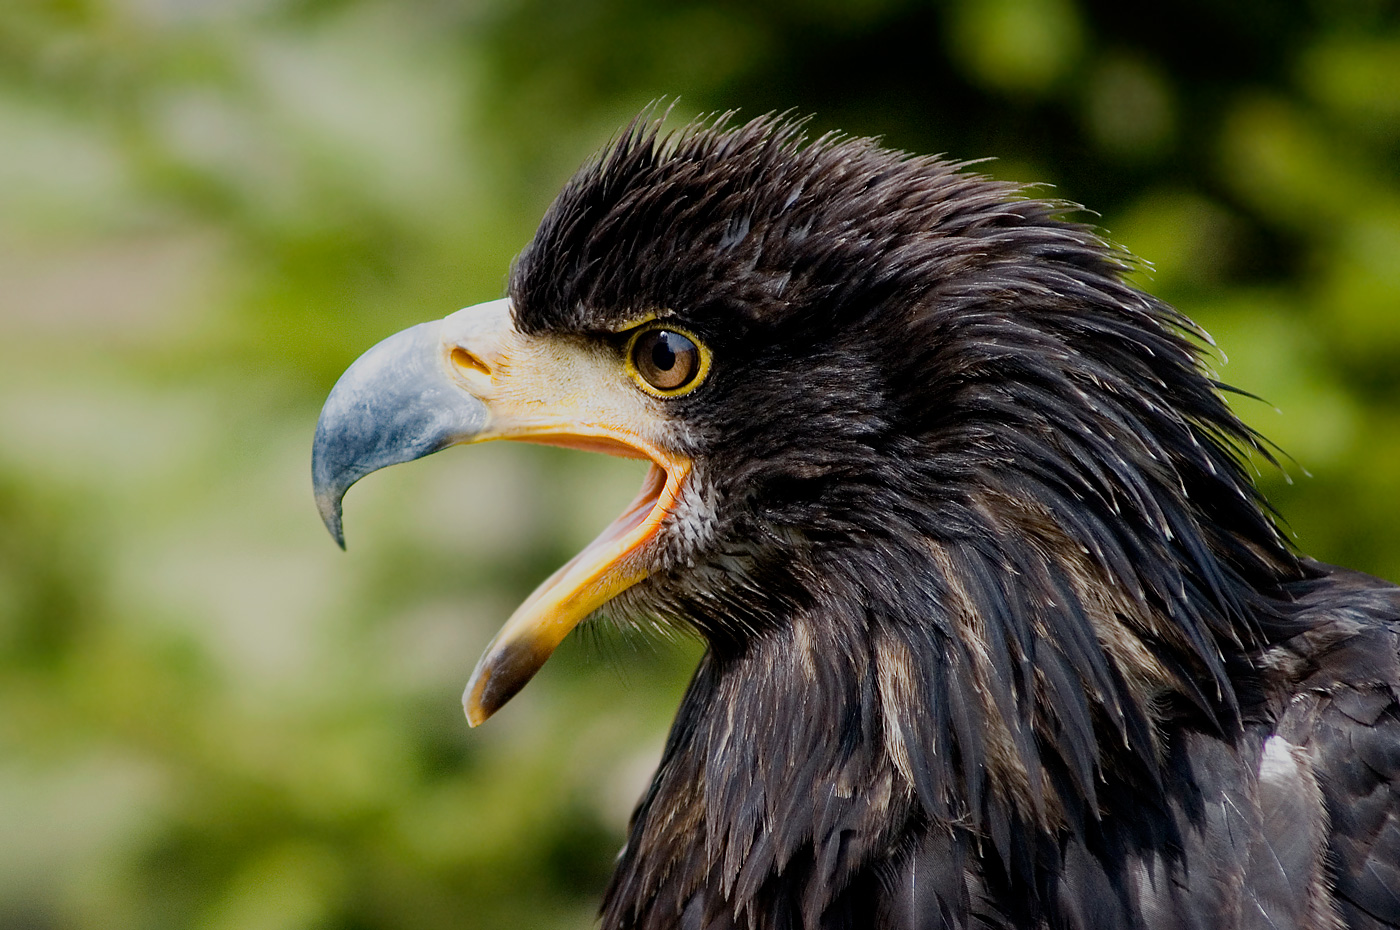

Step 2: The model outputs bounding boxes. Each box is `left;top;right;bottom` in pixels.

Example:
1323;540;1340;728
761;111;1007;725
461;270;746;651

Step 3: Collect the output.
606;487;1305;927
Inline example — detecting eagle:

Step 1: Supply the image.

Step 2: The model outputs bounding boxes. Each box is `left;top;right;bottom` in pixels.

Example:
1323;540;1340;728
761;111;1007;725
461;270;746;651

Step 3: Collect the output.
311;115;1400;929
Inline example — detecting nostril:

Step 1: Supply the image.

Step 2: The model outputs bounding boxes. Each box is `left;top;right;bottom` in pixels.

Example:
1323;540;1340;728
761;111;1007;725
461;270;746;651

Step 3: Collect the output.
451;346;490;376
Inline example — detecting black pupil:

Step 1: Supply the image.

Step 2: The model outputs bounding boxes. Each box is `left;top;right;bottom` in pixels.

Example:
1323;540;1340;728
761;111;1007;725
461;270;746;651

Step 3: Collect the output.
651;335;677;372
636;330;699;391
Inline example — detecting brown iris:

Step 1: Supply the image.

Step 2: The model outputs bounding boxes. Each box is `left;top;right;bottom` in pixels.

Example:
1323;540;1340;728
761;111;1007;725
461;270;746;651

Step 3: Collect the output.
630;328;706;394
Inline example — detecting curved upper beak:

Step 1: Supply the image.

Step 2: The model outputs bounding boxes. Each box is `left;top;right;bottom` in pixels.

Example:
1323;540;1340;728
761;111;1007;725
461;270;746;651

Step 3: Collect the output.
312;299;510;548
312;298;689;726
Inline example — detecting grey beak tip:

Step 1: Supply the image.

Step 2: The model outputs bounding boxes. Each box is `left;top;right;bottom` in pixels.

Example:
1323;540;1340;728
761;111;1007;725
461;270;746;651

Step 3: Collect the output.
312;424;351;549
327;510;347;551
314;482;348;549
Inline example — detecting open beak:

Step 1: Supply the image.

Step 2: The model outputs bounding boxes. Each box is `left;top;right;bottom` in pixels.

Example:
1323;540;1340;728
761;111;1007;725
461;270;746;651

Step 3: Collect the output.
312;298;690;725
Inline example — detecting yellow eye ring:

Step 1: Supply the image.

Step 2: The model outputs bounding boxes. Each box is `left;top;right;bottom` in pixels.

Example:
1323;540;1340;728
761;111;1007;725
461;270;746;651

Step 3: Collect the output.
624;325;711;397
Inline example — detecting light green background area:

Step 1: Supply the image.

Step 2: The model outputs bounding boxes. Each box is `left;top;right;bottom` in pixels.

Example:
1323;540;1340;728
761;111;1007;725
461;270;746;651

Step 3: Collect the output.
2;1;1398;928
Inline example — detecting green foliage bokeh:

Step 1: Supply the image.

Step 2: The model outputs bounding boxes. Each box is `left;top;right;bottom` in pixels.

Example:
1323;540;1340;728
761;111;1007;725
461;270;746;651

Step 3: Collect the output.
1;1;1398;927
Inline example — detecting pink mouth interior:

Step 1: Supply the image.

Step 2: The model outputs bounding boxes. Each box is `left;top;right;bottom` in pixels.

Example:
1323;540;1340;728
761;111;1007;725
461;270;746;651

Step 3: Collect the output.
607;462;669;542
532;462;670;590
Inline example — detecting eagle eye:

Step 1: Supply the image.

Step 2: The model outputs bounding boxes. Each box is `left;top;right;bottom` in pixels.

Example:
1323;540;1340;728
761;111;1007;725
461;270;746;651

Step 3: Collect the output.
627;327;709;396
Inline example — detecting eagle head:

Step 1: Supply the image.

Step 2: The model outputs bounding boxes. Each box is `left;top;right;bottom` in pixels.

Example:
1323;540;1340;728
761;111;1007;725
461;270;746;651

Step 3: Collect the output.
312;114;1308;926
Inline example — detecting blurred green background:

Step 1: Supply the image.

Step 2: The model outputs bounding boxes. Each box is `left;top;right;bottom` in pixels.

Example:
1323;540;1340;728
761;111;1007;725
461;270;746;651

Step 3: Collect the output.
2;0;1398;927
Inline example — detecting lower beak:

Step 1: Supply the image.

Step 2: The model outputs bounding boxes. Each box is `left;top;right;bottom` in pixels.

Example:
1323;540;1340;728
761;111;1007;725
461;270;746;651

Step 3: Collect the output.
312;299;688;725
